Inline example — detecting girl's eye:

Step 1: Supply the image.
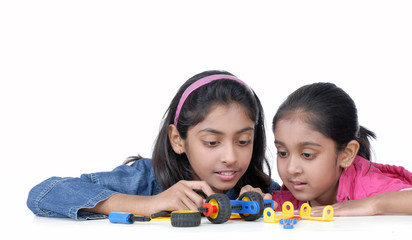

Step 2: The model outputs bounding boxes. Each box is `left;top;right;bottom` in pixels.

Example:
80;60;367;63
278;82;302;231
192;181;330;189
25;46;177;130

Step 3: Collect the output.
203;141;219;147
237;140;252;146
277;151;289;158
302;153;316;159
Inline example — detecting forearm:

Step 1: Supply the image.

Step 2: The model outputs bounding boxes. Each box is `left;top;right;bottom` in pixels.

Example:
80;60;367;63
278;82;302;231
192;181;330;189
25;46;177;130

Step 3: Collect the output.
86;180;219;217
83;193;157;217
314;189;412;216
374;190;412;215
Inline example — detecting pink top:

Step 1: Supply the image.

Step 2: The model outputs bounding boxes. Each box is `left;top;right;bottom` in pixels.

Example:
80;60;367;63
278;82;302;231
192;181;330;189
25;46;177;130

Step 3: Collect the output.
272;156;412;211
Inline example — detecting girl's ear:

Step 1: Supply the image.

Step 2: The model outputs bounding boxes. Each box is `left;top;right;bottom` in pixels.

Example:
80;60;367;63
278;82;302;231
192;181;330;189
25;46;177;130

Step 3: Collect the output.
168;124;185;154
339;140;360;169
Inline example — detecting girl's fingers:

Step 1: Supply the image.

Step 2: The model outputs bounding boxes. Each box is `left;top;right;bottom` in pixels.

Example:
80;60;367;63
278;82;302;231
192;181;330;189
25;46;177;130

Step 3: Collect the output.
308;206;324;217
180;180;215;197
171;180;215;210
263;193;272;200
238;184;270;200
182;188;205;210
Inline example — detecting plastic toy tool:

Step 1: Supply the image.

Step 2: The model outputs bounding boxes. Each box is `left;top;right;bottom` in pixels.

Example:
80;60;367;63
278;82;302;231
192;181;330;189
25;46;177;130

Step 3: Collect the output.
109;212;151;224
279;218;298;229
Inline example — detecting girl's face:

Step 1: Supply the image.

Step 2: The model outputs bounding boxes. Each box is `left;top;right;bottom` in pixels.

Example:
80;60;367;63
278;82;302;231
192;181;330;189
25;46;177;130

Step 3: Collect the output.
274;118;345;206
183;103;255;193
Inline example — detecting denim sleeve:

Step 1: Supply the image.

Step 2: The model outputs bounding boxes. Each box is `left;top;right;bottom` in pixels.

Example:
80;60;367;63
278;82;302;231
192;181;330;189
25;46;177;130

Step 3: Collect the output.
27;159;162;220
27;176;117;220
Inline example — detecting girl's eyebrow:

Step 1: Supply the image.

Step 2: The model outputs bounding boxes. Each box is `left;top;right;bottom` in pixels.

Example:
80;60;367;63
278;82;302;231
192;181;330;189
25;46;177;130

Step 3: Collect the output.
198;128;222;135
236;127;254;134
198;127;254;135
299;141;321;147
275;140;321;147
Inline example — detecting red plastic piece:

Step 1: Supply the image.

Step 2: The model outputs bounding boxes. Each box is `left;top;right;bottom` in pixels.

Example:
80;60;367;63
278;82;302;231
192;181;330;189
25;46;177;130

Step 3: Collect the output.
202;203;217;216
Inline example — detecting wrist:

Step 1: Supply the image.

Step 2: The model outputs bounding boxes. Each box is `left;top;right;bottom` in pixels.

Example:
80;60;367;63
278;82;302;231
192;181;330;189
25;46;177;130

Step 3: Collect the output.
370;194;383;215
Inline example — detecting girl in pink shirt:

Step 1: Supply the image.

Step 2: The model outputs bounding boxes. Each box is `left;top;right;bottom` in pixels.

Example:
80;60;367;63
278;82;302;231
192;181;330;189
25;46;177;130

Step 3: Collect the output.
271;82;412;216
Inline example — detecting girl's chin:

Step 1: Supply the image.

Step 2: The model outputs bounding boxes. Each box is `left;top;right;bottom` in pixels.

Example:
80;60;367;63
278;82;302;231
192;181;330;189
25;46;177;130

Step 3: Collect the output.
211;187;229;194
290;192;312;202
210;185;234;194
286;188;311;201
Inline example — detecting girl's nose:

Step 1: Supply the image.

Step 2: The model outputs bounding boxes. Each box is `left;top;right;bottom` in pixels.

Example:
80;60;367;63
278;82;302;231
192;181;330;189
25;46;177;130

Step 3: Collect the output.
287;155;303;175
220;143;237;165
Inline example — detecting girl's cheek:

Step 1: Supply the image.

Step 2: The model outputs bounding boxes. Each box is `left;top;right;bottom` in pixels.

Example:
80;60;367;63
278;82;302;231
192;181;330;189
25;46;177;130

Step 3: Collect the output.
277;163;286;176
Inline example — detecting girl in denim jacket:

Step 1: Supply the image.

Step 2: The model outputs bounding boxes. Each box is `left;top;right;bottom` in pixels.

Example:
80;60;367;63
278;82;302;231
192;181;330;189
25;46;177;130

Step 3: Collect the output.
27;70;280;220
272;82;412;216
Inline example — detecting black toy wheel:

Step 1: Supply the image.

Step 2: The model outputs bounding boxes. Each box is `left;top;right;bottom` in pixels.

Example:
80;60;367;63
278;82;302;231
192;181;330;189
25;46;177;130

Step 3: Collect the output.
205;193;231;224
238;191;264;221
195;190;208;199
170;211;201;227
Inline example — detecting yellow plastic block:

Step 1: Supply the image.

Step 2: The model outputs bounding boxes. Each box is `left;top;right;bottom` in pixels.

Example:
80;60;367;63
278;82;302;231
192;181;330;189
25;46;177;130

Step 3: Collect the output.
263;201;294;223
150;216;171;222
229;213;243;220
299;203;333;221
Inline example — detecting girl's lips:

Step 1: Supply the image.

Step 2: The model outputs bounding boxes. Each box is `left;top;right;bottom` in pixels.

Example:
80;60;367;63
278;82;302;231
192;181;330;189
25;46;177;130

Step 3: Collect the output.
215;171;237;181
290;180;307;190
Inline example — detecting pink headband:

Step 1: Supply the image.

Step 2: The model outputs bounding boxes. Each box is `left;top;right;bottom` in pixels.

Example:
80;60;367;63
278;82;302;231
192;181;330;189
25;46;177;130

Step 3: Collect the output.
173;74;252;126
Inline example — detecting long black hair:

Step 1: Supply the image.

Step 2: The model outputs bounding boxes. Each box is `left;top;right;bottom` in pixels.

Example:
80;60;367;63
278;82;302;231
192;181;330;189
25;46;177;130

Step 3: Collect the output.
272;82;376;160
127;70;272;193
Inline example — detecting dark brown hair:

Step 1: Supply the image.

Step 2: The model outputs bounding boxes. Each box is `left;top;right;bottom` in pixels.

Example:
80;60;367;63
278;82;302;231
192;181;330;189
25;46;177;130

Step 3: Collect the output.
272;82;376;160
127;70;272;193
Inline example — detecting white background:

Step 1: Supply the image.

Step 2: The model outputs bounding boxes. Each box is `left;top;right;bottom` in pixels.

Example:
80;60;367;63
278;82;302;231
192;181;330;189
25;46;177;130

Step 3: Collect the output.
0;0;411;229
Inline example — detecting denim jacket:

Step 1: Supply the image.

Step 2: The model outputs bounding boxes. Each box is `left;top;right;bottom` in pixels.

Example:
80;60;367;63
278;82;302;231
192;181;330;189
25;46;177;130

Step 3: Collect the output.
27;158;280;220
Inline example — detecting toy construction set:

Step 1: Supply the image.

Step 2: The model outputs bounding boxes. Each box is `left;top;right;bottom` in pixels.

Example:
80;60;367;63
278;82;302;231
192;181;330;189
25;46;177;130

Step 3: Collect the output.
109;191;333;229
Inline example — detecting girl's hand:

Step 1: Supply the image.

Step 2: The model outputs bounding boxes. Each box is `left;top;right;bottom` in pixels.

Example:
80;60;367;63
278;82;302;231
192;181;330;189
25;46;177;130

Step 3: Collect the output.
238;185;278;209
309;194;383;217
309;198;377;217
239;185;273;200
149;180;215;214
310;190;412;217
